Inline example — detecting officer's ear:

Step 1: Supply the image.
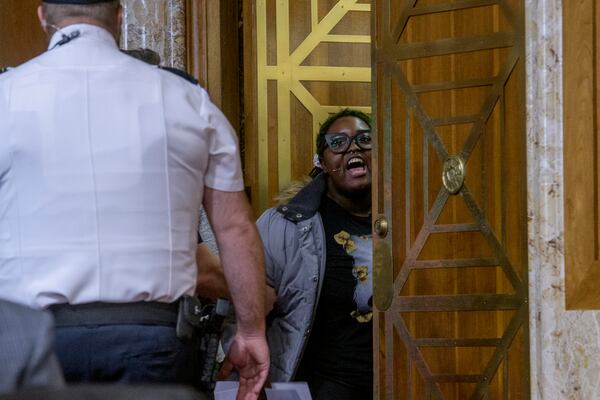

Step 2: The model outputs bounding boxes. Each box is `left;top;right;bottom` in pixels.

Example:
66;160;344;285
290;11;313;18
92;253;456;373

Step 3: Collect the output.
115;4;123;39
37;5;49;34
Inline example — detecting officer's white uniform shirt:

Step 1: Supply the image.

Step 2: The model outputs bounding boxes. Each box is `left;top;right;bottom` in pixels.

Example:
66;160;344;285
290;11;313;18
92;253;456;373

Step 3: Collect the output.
0;24;244;309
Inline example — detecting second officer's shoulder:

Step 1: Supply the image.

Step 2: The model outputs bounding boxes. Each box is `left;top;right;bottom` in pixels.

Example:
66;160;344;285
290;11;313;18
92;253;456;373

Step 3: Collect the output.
155;65;212;112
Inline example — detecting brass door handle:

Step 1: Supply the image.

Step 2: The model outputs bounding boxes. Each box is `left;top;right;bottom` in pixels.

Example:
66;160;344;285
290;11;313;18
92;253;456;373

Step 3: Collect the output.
373;215;392;311
374;217;389;238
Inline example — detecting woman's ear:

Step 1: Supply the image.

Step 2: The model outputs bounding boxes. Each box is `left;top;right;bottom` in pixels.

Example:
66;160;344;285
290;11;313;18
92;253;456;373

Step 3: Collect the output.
312;153;323;169
320;159;329;173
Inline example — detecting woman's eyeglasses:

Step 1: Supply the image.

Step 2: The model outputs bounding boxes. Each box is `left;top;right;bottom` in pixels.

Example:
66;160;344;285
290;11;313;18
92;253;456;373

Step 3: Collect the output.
324;131;372;153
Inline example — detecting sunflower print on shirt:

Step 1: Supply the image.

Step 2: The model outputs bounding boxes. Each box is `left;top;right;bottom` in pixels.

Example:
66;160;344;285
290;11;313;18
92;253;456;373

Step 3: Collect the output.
334;230;373;323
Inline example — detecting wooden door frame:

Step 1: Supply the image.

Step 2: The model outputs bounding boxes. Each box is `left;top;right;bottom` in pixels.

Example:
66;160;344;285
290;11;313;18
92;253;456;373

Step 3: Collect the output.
563;0;600;309
185;0;241;135
0;0;47;68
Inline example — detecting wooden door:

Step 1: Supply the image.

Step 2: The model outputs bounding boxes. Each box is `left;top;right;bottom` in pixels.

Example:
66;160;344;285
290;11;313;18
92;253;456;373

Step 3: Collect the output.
563;0;600;309
0;0;47;68
371;1;529;399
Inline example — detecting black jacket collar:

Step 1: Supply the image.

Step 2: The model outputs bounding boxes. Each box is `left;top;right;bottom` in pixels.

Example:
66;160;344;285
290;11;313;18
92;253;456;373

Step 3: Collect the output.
276;173;327;222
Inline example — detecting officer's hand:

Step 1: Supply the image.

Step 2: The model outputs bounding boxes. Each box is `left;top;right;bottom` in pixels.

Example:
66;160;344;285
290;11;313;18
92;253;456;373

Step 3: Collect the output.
219;333;270;400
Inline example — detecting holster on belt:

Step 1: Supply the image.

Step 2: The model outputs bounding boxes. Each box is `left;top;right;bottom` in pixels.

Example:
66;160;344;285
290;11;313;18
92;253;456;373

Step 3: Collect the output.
176;295;207;341
176;295;231;391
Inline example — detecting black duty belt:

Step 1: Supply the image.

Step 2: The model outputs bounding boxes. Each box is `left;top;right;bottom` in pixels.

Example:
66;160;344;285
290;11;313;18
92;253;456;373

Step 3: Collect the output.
48;301;179;327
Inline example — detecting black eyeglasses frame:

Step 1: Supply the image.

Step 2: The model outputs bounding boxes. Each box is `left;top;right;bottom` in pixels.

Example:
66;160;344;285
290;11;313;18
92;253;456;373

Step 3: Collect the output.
324;131;372;154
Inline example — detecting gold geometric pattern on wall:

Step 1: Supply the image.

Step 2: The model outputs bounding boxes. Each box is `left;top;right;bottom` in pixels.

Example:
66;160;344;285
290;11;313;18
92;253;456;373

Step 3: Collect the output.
255;0;371;210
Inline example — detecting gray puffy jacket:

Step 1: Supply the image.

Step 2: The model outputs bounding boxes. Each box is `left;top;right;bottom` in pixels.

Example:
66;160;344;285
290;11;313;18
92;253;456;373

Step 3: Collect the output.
257;174;328;382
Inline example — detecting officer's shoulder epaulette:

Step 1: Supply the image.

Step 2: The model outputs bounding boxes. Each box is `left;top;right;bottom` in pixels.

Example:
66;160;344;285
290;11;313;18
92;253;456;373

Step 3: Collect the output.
158;66;199;86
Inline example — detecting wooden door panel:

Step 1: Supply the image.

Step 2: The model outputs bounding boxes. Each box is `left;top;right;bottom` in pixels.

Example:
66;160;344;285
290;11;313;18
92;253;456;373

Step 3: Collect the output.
563;0;600;309
0;0;46;68
373;1;528;399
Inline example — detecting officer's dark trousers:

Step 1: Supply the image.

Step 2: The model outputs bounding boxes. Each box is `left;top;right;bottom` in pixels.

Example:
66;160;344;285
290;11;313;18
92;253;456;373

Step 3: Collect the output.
54;324;201;387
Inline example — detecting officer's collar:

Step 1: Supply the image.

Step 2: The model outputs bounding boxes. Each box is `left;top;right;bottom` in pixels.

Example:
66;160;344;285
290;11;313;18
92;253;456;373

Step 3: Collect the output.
48;23;116;50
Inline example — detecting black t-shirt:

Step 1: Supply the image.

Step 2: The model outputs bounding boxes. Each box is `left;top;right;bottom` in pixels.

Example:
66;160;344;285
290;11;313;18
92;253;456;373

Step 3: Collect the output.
296;195;373;390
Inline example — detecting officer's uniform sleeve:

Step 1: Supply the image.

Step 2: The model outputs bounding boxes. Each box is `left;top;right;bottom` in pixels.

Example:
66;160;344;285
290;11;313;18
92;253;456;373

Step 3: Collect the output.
198;90;244;192
159;66;244;192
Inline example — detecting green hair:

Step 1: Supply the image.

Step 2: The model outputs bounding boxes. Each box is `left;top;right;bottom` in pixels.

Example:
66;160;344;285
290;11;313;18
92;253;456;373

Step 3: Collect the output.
315;108;372;157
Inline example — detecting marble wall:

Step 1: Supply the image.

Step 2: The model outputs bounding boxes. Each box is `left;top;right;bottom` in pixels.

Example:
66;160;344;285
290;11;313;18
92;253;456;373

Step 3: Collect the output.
120;0;186;69
527;0;600;398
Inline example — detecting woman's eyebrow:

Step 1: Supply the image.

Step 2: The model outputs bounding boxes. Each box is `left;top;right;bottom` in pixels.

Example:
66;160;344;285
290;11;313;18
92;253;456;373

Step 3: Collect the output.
326;131;348;135
327;129;371;135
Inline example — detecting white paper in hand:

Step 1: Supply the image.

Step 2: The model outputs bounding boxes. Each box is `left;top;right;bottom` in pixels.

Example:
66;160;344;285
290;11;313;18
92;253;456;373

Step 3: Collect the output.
214;381;312;400
270;382;311;400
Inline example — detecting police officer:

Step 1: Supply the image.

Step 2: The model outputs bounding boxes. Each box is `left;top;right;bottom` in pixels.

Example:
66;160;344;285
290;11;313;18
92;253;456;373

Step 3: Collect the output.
0;1;269;398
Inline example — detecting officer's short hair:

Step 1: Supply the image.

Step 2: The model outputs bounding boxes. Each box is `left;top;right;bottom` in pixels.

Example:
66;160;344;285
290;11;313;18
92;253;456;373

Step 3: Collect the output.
43;0;120;29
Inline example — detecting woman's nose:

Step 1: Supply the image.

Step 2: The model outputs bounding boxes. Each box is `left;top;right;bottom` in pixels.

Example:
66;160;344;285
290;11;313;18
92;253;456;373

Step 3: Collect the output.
348;138;361;151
